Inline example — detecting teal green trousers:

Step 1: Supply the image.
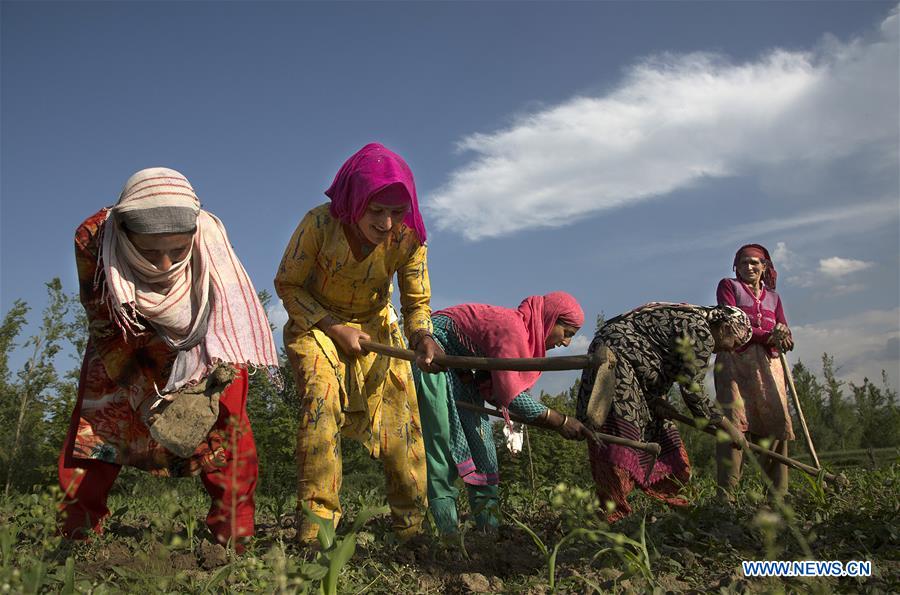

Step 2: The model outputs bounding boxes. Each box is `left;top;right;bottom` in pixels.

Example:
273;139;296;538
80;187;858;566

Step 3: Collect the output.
416;368;499;534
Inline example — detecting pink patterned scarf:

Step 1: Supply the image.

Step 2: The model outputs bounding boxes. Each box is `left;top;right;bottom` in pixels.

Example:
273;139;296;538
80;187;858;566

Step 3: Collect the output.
437;291;584;408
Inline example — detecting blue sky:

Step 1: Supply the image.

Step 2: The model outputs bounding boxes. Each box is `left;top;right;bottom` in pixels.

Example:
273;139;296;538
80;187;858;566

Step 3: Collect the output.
2;1;898;396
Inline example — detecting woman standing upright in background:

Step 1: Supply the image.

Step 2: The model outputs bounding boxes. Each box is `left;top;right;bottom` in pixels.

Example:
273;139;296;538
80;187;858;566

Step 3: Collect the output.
715;244;795;497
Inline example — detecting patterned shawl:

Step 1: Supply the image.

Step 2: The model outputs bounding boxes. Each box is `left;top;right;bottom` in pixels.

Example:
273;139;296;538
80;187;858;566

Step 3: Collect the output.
620;302;752;347
100;167;281;394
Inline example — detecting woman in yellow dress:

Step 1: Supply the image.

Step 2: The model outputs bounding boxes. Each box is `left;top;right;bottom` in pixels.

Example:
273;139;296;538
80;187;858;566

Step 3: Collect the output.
275;143;441;542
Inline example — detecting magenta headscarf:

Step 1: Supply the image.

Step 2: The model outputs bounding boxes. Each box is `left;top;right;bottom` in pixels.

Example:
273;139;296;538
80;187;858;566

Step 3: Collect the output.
324;142;427;244
437;291;585;408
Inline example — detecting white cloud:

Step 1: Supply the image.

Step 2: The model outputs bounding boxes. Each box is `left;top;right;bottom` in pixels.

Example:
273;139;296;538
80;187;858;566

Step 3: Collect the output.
552;333;591;356
789;273;818;289
773;242;798;272
528;334;592;396
790;308;900;389
267;299;289;331
774;251;876;289
832;283;866;296
818;256;874;277
428;10;898;241
611;198;898;265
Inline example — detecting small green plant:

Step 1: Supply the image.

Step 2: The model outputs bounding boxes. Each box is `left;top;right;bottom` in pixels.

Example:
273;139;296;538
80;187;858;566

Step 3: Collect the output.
514;483;655;592
513;517;588;592
591;518;655;586
174;497;201;553
0;462;896;593
148;489;181;546
59;556;75;595
300;502;390;595
0;519;16;569
261;489;293;528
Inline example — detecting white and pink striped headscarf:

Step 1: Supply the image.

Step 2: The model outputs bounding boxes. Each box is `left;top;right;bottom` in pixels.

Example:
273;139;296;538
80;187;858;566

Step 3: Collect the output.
100;167;281;395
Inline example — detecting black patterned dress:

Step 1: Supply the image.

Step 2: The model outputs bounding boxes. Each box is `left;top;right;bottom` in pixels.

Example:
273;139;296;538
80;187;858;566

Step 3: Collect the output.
576;306;722;520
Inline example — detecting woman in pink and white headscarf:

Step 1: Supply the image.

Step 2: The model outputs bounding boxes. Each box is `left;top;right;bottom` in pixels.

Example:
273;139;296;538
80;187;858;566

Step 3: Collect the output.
59;167;280;550
415;291;592;534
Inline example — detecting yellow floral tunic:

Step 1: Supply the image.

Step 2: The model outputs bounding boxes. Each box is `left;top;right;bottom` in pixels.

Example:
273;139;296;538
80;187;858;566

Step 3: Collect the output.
274;203;432;540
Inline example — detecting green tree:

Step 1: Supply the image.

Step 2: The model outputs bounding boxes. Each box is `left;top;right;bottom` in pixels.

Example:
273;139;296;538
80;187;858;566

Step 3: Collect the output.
876;371;900;449
820;354;858;451
1;279;74;495
246;358;300;498
789;360;828;455
850;373;900;449
0;300;30;493
245;290;299;498
594;312;605;335
0;300;29;389
40;305;89;481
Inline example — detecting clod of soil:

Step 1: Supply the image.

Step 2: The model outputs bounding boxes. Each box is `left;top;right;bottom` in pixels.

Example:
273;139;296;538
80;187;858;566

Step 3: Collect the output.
416;574;442;592
171;552;198;571
459;572;491;593
198;541;227;570
99;542;133;566
676;546;698;568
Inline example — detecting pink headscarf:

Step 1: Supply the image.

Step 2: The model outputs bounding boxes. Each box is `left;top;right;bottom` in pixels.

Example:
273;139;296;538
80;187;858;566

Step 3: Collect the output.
437;291;585;408
324;142;427;244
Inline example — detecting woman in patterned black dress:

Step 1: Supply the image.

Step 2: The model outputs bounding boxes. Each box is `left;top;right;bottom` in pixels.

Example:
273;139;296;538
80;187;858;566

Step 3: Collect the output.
576;303;751;522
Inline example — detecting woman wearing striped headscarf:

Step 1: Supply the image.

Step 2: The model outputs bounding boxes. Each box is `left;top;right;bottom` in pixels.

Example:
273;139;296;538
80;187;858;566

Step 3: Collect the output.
58;168;280;550
575;303;751;522
275;143;440;543
715;244;795;497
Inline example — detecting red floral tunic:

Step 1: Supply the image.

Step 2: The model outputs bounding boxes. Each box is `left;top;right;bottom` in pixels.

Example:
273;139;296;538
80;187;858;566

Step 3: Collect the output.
71;209;234;476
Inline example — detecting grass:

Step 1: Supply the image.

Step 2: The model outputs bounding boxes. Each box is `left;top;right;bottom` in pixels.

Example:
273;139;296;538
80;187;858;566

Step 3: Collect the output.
1;463;897;593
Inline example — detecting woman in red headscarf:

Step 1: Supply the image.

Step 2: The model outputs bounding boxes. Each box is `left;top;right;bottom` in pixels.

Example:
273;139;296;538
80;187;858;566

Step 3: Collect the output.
714;244;795;497
415;292;592;534
275;143;441;543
